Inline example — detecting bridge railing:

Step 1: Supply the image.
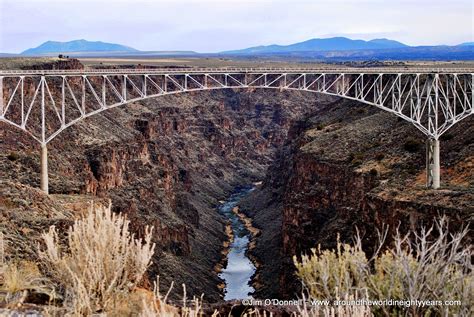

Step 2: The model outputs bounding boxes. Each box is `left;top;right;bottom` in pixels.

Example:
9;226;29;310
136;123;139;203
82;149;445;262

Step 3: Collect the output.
0;67;472;76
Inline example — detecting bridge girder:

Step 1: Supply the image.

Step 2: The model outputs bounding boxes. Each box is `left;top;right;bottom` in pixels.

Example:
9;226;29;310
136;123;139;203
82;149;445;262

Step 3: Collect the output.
0;68;473;191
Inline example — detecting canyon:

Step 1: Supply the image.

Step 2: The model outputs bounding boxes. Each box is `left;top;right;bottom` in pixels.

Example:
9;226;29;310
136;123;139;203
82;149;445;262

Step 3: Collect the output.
0;59;472;305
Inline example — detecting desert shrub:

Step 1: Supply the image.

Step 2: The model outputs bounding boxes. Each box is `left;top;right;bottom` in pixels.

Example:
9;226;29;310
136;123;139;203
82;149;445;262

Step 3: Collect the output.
297;290;372;317
316;123;326;131
1;261;57;305
0;233;57;306
139;279;214;317
294;218;472;316
369;168;378;177
403;137;423;153
294;237;368;300
6;151;20;161
440;133;454;141
38;204;155;315
374;153;385;161
348;152;365;166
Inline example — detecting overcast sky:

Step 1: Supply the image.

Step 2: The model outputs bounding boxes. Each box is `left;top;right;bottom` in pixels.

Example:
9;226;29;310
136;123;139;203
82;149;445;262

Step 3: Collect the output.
0;0;472;53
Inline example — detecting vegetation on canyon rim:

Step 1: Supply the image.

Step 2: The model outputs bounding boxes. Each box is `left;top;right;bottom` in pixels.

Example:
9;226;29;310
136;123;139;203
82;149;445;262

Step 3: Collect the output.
294;218;473;316
1;202;471;316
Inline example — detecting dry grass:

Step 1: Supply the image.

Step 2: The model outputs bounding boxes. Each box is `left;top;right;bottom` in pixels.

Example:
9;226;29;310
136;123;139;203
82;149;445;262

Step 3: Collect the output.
139;279;214;317
294;218;472;316
2;208;471;317
38;203;155;315
0;233;57;307
294;235;369;301
297;291;372;317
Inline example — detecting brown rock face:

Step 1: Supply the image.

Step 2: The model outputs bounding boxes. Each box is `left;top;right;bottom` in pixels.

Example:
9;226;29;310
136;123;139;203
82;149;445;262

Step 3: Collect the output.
241;99;473;299
1;59;339;302
20;58;85;70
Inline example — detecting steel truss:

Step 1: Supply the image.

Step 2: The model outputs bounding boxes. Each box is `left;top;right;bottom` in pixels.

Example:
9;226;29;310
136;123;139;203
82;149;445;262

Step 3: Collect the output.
0;68;473;192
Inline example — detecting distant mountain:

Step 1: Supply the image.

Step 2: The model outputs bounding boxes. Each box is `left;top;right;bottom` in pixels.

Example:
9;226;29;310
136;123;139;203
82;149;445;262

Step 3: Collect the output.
223;37;408;54
222;46;473;61
21;39;138;55
458;42;474;46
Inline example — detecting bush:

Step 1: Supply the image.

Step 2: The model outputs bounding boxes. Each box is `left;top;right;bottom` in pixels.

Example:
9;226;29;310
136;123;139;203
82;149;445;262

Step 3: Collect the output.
38;204;155;315
294;218;472;316
403;137;423;153
440;133;454;141
0;233;57;306
294;236;368;300
316;123;326;131
6;152;20;161
348;152;365;166
369;168;378;177
375;153;385;161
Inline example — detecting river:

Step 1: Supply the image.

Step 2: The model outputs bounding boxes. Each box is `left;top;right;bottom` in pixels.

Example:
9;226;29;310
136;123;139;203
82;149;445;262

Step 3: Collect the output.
218;186;256;300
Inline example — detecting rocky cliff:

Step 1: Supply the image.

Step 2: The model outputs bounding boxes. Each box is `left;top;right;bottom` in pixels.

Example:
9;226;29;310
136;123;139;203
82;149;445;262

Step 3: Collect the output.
240;99;473;299
0;59;338;301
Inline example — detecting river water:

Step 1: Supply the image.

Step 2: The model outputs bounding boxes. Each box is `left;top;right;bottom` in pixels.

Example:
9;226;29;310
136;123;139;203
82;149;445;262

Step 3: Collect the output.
218;186;256;300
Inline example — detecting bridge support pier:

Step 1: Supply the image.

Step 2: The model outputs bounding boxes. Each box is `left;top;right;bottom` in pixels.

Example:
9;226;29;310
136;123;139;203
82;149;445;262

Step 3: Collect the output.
426;138;440;189
40;144;49;194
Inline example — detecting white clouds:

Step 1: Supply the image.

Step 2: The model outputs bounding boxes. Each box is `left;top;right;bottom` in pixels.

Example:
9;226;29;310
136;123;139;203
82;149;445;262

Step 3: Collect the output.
0;0;472;53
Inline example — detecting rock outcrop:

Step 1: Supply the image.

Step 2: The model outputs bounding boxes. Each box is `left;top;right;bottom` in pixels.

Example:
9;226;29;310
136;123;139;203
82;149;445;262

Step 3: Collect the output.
241;99;473;299
0;59;337;301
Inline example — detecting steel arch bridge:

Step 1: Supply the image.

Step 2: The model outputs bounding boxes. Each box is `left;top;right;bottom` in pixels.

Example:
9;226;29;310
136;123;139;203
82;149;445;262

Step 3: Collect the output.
0;67;473;193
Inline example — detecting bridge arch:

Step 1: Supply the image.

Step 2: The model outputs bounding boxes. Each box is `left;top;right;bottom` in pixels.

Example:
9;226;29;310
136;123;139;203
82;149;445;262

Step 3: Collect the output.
1;68;473;192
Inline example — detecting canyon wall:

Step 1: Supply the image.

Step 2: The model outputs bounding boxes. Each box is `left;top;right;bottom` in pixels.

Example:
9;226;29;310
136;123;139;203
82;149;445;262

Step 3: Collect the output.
2;59;472;302
241;99;473;299
0;59;338;301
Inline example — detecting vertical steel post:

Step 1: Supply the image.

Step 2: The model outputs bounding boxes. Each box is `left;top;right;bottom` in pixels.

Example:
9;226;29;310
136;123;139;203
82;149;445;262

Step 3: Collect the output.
21;77;24;124
122;75;127;101
40;76;49;194
40;143;49;194
61;76;65;125
81;75;86;114
102;75;106;106
426;138;440;189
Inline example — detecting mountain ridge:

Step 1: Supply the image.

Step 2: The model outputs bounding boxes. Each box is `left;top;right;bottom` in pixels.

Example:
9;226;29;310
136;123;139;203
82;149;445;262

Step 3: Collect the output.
21;39;139;55
222;37;408;54
14;37;474;60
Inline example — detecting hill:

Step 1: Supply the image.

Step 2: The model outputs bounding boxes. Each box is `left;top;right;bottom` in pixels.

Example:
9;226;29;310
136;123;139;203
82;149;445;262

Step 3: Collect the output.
223;37;408;54
21;39;138;55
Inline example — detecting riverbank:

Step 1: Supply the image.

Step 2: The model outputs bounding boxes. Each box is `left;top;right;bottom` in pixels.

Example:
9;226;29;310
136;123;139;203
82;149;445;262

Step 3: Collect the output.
216;187;258;300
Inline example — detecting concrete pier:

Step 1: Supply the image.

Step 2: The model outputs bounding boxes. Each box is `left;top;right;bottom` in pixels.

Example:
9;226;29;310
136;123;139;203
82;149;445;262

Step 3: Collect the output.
427;138;440;189
40;144;49;194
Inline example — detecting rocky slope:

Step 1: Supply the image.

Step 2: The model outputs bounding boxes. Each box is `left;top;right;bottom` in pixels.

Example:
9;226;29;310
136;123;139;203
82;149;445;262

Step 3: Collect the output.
240;98;473;299
0;59;337;301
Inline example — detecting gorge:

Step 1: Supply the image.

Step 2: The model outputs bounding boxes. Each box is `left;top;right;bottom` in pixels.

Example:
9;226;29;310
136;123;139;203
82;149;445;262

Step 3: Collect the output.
0;59;472;305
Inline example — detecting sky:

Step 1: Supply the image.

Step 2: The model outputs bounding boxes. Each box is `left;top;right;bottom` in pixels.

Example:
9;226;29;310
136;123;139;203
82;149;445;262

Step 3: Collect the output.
0;0;473;53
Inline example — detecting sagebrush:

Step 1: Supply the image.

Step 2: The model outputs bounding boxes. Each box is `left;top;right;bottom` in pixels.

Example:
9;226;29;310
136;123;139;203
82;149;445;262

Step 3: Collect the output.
294;218;472;316
38;204;155;315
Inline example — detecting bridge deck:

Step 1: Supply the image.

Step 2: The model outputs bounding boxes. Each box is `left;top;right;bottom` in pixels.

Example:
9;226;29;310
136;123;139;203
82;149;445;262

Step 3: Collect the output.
0;67;473;76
